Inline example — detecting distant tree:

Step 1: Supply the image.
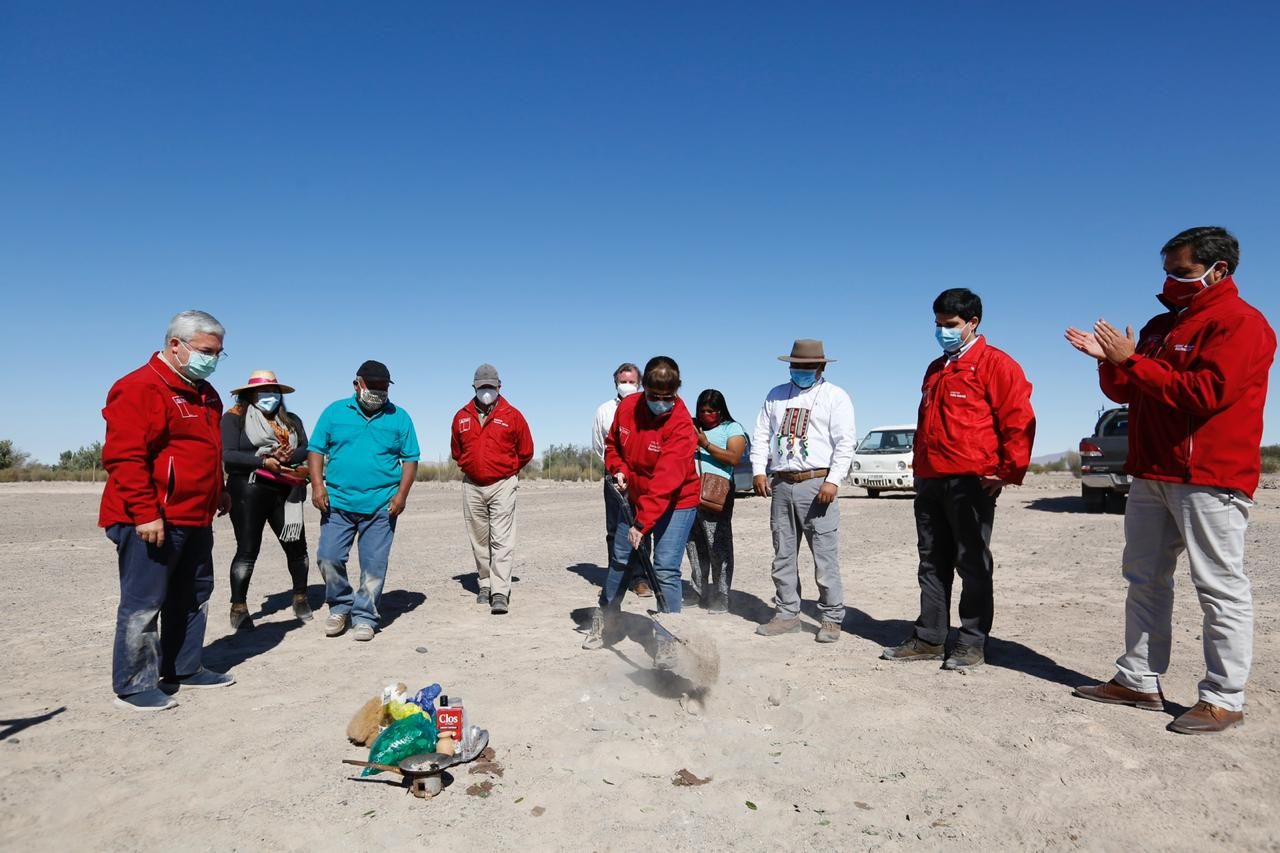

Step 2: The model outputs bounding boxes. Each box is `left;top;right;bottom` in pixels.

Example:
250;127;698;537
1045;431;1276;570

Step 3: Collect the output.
57;441;103;471
0;439;30;470
540;443;599;481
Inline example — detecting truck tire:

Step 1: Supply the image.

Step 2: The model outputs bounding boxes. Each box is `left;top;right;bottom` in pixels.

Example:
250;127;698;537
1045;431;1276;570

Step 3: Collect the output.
1104;491;1127;515
866;488;882;499
1082;485;1106;513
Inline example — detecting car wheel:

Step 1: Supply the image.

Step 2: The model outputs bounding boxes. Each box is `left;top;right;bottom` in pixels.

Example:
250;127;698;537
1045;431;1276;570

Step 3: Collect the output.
866;488;882;499
1082;485;1105;513
1104;491;1127;515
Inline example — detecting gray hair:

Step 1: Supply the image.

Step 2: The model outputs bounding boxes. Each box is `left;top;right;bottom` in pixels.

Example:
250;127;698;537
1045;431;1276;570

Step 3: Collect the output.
613;362;640;381
165;310;225;346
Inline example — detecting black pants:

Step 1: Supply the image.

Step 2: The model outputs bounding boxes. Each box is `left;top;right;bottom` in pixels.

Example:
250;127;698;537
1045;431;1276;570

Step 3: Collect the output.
913;476;997;649
227;474;309;604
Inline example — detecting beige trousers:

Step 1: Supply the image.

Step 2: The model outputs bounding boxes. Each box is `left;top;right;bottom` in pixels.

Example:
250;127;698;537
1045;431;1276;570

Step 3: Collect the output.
463;475;519;597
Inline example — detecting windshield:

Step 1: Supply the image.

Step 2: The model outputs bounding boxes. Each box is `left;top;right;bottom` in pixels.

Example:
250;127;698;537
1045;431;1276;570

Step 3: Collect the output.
856;430;914;453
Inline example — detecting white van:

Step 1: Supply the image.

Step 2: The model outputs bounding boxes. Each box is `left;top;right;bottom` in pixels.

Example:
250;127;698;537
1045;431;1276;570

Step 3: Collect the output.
848;423;916;497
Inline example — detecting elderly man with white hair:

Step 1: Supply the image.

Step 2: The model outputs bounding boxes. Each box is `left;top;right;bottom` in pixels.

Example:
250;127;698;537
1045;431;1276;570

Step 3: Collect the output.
99;310;235;712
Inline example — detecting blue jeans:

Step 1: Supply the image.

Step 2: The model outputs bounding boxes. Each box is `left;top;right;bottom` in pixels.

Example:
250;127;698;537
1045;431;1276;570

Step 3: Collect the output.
106;524;215;696
600;507;696;613
317;508;397;628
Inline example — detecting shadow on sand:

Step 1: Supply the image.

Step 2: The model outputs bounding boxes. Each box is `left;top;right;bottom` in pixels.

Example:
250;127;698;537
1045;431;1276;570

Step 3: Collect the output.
0;707;66;741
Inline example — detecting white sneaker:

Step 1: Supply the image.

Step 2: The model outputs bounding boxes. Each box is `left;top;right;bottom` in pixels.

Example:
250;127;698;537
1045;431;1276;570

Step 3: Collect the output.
325;612;349;637
352;624;375;642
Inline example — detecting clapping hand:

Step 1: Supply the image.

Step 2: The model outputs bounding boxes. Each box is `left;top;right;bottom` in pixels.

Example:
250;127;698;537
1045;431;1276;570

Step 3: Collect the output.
1064;327;1105;359
1093;319;1136;364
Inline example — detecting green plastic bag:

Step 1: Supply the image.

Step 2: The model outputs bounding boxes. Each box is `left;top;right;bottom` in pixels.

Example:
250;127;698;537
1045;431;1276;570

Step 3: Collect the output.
362;713;438;776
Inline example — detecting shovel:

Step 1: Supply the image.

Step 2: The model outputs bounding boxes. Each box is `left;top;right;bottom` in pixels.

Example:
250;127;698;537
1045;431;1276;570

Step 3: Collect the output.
603;475;685;648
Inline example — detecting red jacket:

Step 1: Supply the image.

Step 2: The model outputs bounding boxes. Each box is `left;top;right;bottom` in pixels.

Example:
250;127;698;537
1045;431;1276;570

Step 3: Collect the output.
913;337;1036;484
1099;277;1275;497
450;397;535;486
99;353;225;528
604;394;700;532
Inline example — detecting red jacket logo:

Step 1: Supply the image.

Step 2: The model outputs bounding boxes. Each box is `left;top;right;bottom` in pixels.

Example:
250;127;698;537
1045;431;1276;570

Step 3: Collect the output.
172;396;197;419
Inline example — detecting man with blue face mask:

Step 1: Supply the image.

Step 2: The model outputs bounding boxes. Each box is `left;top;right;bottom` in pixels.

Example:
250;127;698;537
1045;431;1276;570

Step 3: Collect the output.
307;360;420;642
451;364;535;614
99;310;235;712
882;288;1035;672
750;339;857;643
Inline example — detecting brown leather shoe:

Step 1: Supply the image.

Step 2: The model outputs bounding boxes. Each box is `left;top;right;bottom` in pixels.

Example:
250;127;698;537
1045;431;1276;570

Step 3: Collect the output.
632;580;654;598
754;616;802;637
815;620;841;643
1073;678;1163;711
1168;701;1243;735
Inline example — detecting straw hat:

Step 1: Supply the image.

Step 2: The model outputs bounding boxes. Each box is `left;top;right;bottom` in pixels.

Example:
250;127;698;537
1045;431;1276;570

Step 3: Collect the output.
229;370;296;395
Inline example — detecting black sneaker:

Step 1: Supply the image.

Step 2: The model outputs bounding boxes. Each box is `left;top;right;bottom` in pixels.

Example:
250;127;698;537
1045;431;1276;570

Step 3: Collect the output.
114;688;178;712
942;644;985;670
164;668;236;689
490;593;509;615
880;637;945;661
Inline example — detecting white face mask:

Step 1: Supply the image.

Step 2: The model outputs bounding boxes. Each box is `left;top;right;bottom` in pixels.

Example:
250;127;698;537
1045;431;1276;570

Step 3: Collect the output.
616;382;639;397
254;393;282;414
476;388;499;407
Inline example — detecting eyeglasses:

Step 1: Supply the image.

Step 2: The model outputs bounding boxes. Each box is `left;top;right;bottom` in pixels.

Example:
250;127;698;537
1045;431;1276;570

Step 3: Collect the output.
182;340;229;360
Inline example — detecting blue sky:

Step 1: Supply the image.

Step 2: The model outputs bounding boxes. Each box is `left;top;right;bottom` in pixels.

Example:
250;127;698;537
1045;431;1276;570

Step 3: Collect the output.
2;2;1278;465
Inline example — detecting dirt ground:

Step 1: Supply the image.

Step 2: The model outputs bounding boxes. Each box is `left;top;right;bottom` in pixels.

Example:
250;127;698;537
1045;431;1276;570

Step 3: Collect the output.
1;474;1277;852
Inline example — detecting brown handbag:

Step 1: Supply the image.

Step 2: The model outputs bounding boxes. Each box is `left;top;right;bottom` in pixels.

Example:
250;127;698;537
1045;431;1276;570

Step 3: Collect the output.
698;451;731;513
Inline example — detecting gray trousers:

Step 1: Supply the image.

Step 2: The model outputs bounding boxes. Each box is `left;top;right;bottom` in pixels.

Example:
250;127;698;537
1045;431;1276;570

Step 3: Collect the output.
1114;477;1253;711
769;476;844;622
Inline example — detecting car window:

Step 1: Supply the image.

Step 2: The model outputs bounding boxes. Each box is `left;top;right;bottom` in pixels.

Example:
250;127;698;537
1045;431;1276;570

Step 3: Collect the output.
857;430;915;452
1102;414;1128;437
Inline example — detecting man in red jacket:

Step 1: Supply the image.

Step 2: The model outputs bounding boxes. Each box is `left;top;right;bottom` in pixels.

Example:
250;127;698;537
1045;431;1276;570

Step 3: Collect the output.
451;364;535;614
100;310;235;712
882;289;1035;671
1067;226;1276;734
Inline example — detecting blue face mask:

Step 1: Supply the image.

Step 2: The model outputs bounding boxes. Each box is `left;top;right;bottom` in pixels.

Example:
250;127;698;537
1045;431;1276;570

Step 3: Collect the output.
254;393;282;414
935;324;968;353
180;341;219;380
789;369;818;389
646;397;675;416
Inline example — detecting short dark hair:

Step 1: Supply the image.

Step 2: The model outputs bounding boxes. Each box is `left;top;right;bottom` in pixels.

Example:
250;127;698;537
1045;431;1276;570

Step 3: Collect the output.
933;288;982;322
613;362;639;381
1161;226;1239;274
643;355;681;391
695;389;735;425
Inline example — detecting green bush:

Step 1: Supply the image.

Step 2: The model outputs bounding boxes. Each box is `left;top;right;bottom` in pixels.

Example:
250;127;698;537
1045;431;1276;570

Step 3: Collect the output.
1262;445;1280;474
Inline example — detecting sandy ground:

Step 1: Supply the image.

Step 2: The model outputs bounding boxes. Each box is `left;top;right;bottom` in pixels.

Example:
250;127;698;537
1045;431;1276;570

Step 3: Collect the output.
1;474;1278;852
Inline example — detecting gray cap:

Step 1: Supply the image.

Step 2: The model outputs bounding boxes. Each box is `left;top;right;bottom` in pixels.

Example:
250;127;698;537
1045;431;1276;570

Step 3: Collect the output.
472;363;501;388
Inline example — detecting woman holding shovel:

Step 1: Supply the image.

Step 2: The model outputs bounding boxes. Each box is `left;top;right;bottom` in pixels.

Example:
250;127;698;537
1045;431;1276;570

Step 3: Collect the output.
583;356;700;664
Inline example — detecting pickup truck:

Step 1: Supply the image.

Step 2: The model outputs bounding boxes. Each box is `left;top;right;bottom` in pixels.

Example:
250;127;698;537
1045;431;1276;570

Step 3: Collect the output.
1078;406;1129;513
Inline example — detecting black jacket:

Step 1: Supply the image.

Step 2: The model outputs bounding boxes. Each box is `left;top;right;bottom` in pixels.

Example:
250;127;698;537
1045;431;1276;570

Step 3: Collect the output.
221;407;310;476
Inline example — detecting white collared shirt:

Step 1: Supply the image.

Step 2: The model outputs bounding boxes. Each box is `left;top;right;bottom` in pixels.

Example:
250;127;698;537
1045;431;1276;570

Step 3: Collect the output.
946;333;982;364
592;397;620;461
750;378;857;485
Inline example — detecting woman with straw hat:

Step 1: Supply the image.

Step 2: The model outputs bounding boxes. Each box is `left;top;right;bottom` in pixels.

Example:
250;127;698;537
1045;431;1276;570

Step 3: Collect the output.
221;370;312;630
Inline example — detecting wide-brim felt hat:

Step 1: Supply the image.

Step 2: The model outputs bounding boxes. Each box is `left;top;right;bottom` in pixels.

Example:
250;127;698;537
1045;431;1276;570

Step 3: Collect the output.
229;370;296;395
777;339;836;363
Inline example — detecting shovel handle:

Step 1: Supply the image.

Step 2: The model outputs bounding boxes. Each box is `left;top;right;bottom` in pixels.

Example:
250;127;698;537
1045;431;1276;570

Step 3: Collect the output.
342;759;405;775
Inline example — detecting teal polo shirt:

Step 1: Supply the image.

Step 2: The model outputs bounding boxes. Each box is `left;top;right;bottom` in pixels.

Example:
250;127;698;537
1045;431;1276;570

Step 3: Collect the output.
308;396;420;514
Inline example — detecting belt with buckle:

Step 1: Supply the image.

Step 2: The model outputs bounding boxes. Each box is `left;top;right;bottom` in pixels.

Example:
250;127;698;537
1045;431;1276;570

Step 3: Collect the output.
773;468;830;484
